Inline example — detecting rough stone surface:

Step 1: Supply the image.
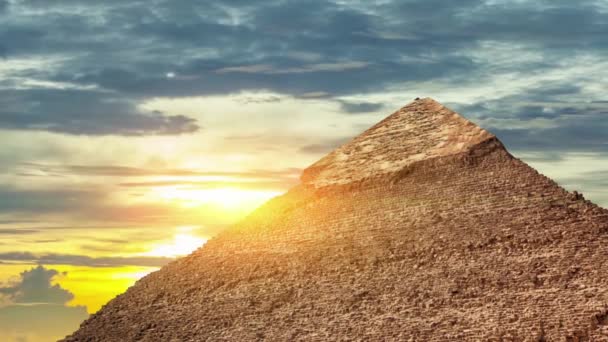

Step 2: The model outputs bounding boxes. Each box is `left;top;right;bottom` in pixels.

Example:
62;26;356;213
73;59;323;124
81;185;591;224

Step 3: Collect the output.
63;98;608;341
302;98;494;187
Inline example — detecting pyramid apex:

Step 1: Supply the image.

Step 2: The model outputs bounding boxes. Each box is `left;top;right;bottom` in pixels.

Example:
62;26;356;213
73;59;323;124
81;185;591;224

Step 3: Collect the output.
301;98;498;187
406;96;461;111
412;96;440;102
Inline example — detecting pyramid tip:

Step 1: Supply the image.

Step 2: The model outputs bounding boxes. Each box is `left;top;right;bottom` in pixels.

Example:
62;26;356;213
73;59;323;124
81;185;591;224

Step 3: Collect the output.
301;97;500;187
411;96;441;104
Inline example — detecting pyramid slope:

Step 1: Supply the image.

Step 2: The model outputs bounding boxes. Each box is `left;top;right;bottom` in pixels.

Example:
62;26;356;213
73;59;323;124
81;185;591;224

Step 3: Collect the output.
64;99;608;341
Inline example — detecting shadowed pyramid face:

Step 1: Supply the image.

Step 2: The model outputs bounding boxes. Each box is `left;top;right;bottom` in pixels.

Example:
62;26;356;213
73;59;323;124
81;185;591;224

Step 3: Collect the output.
63;98;608;342
302;98;495;187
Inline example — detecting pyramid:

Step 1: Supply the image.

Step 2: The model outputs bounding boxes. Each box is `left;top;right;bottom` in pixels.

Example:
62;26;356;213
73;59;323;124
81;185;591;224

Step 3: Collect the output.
64;98;608;341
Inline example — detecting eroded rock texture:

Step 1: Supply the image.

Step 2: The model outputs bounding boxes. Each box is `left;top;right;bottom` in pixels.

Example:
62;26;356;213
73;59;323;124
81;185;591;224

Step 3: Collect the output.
64;98;608;341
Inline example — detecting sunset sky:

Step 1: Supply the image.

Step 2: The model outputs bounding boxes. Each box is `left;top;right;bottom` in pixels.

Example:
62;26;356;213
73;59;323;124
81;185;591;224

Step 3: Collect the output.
1;1;608;341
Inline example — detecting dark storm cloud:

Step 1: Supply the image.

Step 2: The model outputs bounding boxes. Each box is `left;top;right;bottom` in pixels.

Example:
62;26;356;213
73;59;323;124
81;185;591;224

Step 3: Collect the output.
0;252;173;267
0;0;606;141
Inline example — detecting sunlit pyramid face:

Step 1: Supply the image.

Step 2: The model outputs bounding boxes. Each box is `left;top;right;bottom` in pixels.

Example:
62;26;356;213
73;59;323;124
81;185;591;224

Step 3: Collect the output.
63;99;608;341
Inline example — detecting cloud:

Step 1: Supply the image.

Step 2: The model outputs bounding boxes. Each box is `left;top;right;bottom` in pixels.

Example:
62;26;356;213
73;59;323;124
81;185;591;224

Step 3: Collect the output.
0;0;475;137
0;187;103;214
0;179;281;228
0;229;38;235
216;61;369;74
236;94;283;104
339;100;384;114
0;185;180;226
215;64;274;74
560;170;608;190
0;265;88;342
19;162;301;179
0;252;173;267
447;82;608;154
0;265;74;304
0;0;605;137
0;89;200;136
118;180;297;190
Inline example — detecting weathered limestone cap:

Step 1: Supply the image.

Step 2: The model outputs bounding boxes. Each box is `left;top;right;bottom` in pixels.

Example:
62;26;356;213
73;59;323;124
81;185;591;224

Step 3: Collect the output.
301;98;496;187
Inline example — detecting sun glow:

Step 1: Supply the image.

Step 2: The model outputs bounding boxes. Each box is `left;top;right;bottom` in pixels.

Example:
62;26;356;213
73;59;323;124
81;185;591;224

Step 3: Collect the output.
144;232;207;258
151;186;281;209
134;185;283;259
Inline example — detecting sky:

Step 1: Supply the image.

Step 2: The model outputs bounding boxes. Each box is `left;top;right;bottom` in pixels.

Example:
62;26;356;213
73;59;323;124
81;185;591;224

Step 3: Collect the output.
1;0;607;340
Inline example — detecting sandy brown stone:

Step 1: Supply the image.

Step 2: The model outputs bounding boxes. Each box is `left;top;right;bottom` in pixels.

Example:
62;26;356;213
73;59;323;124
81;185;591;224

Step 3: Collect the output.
63;98;608;341
302;98;494;187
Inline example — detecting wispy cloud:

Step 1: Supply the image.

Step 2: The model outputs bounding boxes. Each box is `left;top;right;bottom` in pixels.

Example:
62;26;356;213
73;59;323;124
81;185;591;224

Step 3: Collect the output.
118;180;297;190
217;62;369;74
0;252;173;267
18;163;301;179
0;229;38;235
338;100;384;114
